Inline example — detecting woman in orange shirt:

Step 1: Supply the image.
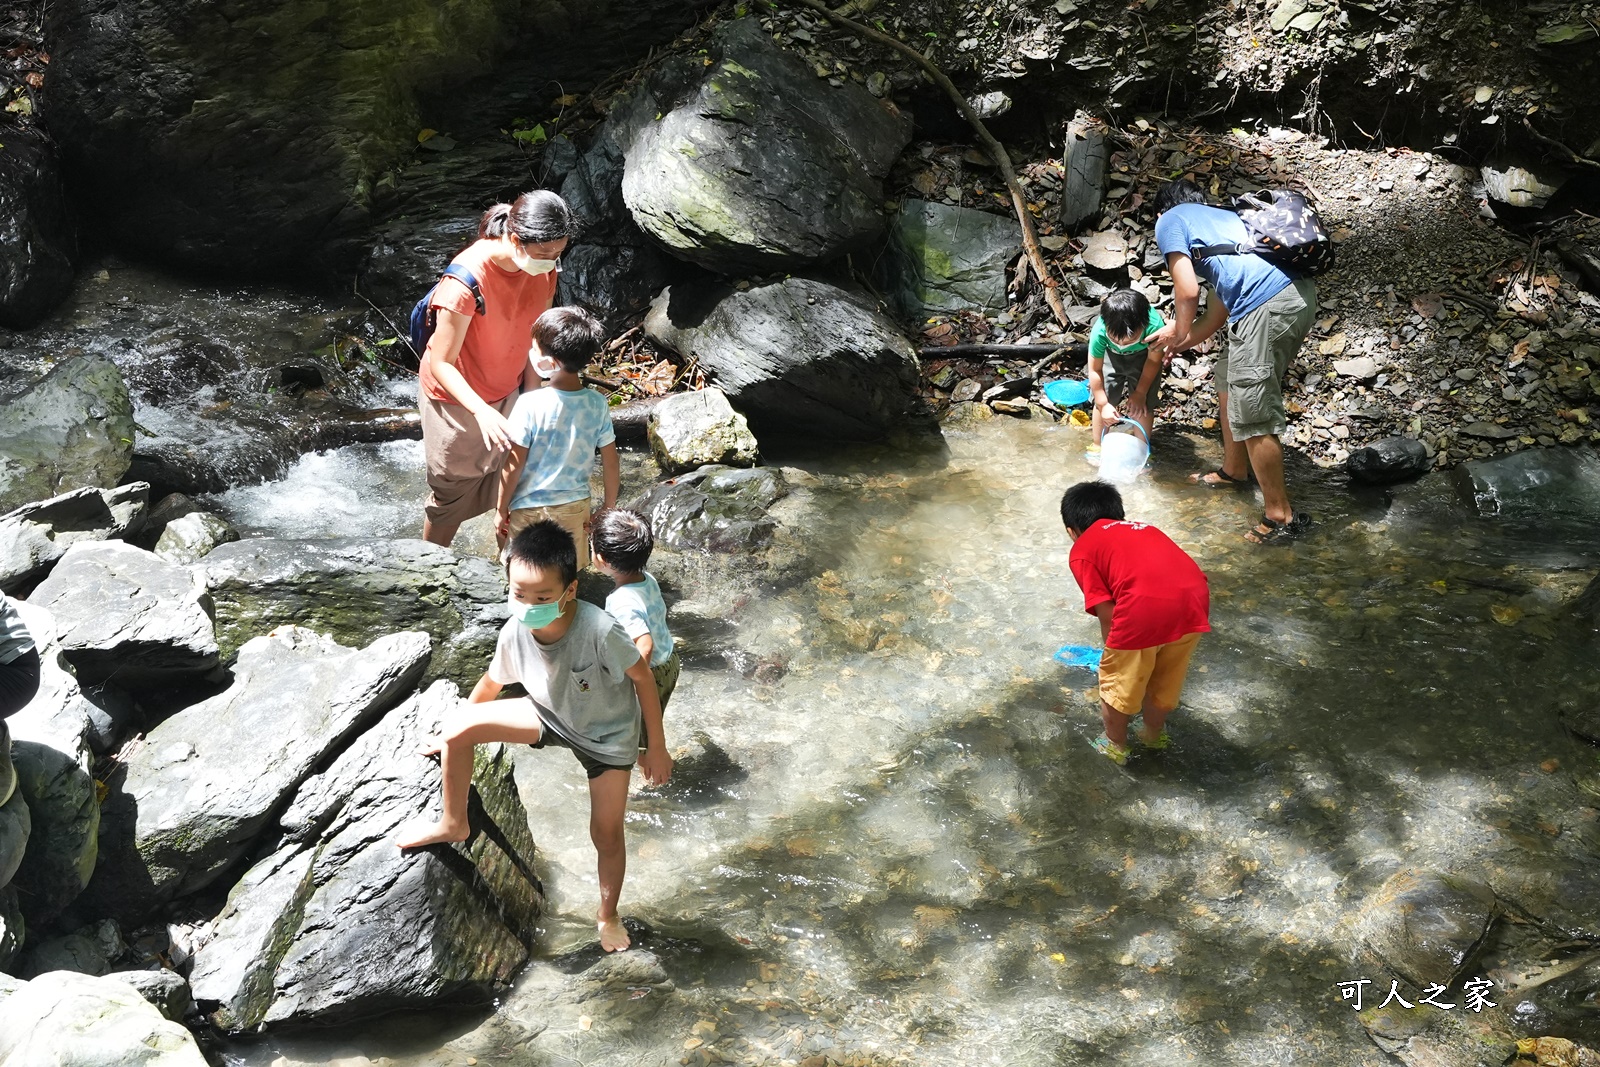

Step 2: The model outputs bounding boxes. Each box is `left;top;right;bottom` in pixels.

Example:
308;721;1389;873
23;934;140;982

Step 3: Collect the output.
419;190;575;546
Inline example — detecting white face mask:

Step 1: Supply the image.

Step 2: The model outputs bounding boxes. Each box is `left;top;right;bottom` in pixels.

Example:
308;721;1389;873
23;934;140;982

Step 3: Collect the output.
510;243;560;277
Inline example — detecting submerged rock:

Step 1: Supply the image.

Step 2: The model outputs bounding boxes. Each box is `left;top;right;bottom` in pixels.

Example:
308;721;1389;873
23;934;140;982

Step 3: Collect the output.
28;540;219;685
1347;437;1430;484
647;388;759;475
884;199;1021;317
645;277;926;442
0;970;208;1066
0;123;76;329
189;681;541;1031
1453;447;1600;519
1359;867;1498;989
621;18;910;274
80;627;431;925
0;483;148;594
629;466;788;555
0;355;135;515
199;537;503;687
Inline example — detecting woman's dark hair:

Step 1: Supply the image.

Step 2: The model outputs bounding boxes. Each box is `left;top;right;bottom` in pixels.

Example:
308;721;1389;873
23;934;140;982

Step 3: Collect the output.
1153;179;1208;215
532;306;607;372
1060;481;1125;533
1100;288;1150;344
507;520;578;587
479;189;576;245
590;507;654;573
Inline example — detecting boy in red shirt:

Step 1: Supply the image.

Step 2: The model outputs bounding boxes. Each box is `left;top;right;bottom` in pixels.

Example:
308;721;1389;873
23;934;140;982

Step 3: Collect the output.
1061;481;1211;765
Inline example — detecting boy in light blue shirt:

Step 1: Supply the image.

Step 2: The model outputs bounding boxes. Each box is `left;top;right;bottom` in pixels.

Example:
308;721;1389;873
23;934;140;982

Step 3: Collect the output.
496;307;619;569
590;508;681;717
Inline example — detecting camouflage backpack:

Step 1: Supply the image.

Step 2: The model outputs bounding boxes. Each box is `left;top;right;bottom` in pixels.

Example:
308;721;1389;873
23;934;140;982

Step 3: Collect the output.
1195;189;1335;276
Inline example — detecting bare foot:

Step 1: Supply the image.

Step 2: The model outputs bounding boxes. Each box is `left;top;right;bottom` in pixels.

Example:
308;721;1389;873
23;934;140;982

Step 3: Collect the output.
598;916;631;952
394;817;469;849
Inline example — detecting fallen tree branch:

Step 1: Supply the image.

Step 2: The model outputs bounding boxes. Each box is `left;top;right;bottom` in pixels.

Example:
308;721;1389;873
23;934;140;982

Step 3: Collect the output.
1522;117;1600;173
920;342;1084;358
767;0;1074;329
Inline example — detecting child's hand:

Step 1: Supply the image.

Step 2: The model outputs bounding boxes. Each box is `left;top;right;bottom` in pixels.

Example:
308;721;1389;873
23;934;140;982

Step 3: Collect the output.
639;745;674;787
1100;401;1119;423
494;511;510;549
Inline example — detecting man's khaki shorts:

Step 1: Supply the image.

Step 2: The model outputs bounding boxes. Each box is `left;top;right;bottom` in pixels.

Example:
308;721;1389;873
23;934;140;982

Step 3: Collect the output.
507;498;592;570
1098;632;1203;716
1217;278;1317;441
421;387;517;528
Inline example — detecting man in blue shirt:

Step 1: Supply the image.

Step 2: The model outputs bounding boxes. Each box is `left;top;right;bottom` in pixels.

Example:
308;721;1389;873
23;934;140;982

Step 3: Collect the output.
1148;180;1318;543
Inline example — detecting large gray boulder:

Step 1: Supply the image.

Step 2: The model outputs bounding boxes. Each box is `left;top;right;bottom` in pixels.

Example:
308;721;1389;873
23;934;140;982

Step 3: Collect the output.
6;600;121;758
104;969;191;1023
0;123;76;329
620;18;910;274
7;740;100;929
18;919;123;979
189;681;541;1031
79;627;432;925
645;277;926;441
647;388;759;475
0;790;28;890
0;355;135;515
44;0;698;275
885;199;1021;316
0;970;208;1066
1452;447;1600;520
198;538;504;687
0;483;149;595
28;540;219;685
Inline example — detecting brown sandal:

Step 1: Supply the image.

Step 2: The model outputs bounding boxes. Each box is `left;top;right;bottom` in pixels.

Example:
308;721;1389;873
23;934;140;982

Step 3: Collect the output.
1188;467;1252;489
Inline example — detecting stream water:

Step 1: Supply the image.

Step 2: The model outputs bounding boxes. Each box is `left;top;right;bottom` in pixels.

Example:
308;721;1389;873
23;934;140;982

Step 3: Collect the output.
200;415;1600;1067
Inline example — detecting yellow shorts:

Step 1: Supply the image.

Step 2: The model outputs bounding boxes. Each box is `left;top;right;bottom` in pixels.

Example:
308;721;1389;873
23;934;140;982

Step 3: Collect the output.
1098;632;1202;716
507;499;592;570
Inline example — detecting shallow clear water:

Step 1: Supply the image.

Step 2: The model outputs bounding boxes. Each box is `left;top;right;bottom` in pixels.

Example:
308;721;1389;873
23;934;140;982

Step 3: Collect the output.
210;416;1600;1067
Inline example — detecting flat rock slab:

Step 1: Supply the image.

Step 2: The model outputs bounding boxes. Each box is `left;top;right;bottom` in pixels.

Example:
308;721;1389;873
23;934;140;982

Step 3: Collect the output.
0;354;135;514
190;681;541;1031
621;17;910;274
198;537;504;688
1359;867;1498;989
79;627;431;924
0;970;208;1066
28;540;218;685
0;483;148;594
645;277;927;442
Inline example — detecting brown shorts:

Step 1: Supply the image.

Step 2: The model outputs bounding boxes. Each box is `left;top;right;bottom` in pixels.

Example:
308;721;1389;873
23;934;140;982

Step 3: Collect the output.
420;386;517;528
506;498;592;570
1098;632;1203;716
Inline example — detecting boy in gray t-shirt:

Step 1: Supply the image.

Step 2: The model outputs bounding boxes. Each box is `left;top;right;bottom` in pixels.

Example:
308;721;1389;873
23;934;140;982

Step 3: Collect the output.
397;521;671;954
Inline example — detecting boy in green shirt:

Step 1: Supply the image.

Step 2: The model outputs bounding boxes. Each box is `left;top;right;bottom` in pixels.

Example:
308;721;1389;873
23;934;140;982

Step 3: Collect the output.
1087;288;1168;456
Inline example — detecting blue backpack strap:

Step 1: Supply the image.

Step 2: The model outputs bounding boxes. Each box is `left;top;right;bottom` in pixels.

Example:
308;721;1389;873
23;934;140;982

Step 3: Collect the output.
438;263;486;316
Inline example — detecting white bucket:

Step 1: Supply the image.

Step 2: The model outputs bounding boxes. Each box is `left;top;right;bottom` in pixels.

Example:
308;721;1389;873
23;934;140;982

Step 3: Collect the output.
1099;418;1150;483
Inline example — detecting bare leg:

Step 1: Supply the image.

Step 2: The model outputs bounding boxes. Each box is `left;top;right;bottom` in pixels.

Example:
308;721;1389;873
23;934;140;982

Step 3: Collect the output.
422;516;461;547
1100;700;1133;748
396;700;544;848
1217;389;1251;479
1244;433;1292;525
1091;405;1104;447
588;768;633;951
1140;702;1173;743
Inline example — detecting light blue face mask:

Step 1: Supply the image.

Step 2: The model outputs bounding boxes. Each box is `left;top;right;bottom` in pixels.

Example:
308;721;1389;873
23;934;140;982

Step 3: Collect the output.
509;591;566;630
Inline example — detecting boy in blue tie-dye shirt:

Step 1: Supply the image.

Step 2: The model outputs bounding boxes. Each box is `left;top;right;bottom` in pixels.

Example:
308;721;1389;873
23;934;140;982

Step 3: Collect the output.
591;508;680;722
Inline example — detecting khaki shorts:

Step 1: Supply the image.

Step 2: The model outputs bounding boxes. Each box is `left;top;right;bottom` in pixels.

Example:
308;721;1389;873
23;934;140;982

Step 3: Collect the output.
651;649;681;712
421;387;517;528
1217;278;1317;441
1098;632;1203;716
507;498;592;570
